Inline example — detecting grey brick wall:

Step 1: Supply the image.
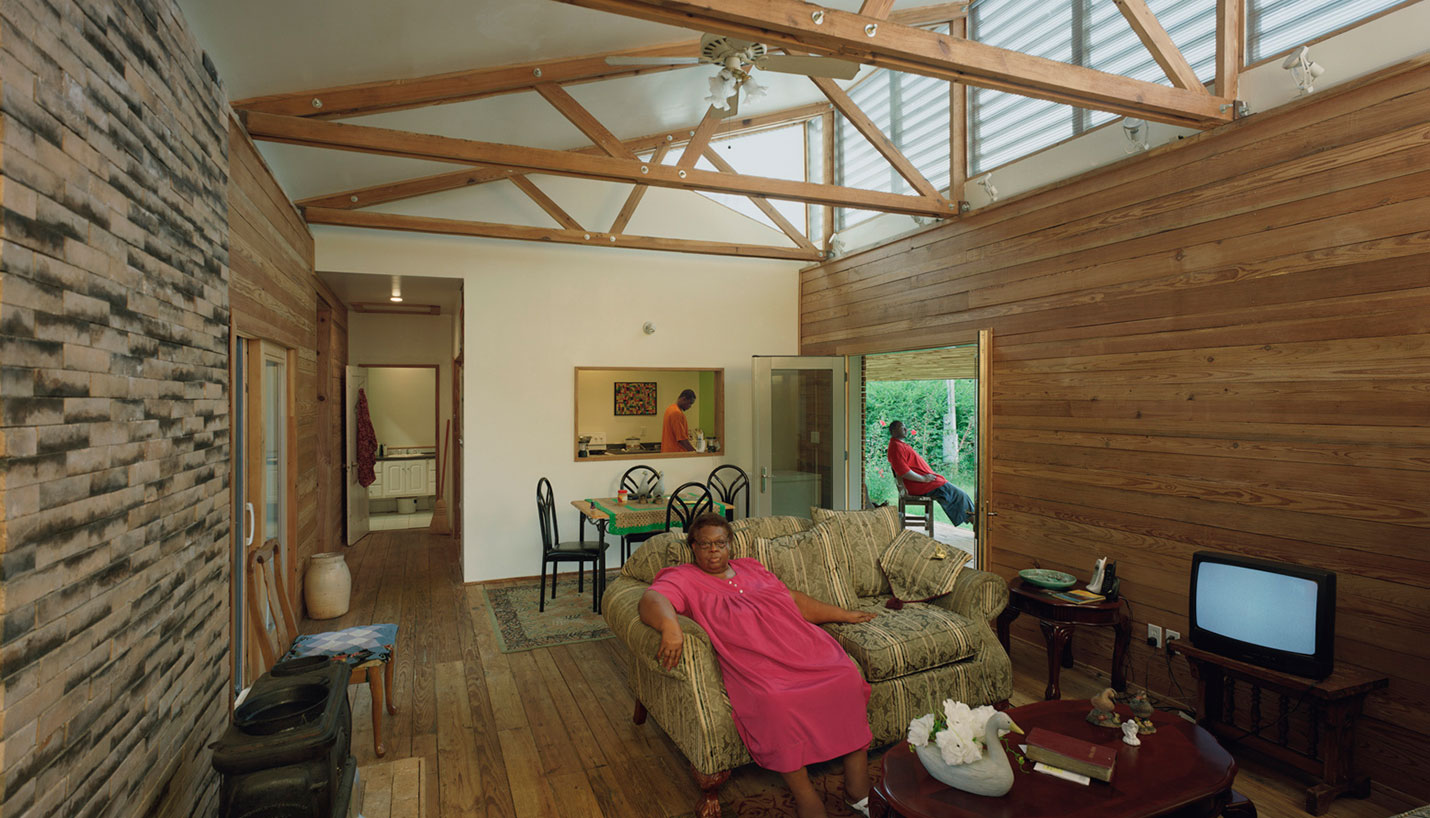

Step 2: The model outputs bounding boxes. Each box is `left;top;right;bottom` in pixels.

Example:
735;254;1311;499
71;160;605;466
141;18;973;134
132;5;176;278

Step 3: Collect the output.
1;0;231;816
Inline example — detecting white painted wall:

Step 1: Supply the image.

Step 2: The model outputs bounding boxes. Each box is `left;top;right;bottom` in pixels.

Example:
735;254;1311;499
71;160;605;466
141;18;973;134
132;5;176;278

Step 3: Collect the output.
349;313;456;523
838;2;1430;253
316;228;801;582
364;366;438;449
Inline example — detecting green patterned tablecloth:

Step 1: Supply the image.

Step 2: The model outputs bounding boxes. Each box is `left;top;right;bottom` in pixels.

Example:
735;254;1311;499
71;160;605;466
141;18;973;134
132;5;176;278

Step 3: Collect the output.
588;493;729;536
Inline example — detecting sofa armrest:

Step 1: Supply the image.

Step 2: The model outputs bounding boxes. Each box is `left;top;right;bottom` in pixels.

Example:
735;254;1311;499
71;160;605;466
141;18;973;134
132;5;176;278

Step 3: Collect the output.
602;576;719;682
930;567;1009;622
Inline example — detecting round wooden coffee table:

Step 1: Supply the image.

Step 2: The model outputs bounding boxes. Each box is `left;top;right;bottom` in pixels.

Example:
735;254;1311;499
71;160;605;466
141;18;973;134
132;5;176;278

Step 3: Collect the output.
870;699;1240;818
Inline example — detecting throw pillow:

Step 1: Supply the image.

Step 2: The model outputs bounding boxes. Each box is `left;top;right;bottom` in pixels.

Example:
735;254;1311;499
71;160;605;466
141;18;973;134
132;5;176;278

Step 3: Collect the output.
810;505;902;596
755;523;858;609
878;529;971;603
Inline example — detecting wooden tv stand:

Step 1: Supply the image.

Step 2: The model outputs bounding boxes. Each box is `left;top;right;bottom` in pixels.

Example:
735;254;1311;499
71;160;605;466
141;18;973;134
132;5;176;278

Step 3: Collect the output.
1173;641;1388;815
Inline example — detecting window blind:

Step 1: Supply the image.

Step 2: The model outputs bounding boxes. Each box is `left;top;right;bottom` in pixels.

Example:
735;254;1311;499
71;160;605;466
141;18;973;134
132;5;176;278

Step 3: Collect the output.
969;0;1215;174
835;25;953;230
1247;0;1407;63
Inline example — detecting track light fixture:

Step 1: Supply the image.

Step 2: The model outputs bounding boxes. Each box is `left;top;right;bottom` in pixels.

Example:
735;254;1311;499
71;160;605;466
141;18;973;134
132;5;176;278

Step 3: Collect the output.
977;175;998;204
1122;118;1150;153
1282;46;1326;95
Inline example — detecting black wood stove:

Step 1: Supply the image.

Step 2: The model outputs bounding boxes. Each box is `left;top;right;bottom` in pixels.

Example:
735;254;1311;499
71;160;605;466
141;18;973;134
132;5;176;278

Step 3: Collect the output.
212;656;359;818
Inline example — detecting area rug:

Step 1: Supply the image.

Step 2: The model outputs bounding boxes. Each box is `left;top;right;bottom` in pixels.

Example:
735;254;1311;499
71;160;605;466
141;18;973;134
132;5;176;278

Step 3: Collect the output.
673;751;889;818
482;571;618;653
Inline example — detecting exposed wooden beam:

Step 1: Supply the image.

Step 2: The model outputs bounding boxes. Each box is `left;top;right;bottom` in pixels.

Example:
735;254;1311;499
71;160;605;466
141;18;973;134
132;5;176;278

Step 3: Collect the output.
232;4;954;121
858;0;897;19
243;111;954;217
676;106;724;168
510;175;584;231
534;84;638;159
701;147;817;251
949;15;968;208
303;207;822;261
810;76;945;200
292;101;834;211
610;142;671;234
1216;0;1244;101
1113;0;1207;92
551;0;1234;128
232;42;697;119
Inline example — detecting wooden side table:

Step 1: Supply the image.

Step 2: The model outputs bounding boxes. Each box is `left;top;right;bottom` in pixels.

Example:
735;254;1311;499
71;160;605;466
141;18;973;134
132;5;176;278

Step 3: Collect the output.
1174;641;1388;815
996;579;1130;700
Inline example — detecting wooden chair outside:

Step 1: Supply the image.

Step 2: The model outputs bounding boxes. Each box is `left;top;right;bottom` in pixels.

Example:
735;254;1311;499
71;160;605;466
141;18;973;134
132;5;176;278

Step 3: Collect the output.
706;464;750;520
896;480;935;536
665;481;715;533
247;539;398;756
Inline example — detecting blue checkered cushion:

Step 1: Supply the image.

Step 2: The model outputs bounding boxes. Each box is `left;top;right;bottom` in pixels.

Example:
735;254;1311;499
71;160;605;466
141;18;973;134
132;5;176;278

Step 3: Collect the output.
284;623;398;665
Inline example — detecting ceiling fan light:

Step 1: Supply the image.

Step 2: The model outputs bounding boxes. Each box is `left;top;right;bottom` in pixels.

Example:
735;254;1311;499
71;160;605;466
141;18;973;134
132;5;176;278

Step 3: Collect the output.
743;75;768;102
705;72;736;109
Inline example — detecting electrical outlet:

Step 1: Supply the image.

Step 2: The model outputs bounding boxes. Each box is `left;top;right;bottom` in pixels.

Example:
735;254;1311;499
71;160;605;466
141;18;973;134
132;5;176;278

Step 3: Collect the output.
1164;629;1181;652
1147;623;1163;649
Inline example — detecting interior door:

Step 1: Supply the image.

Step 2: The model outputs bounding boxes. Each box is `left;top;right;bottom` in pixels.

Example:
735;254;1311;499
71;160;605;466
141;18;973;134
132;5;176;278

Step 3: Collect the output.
751;356;848;517
346;365;371;545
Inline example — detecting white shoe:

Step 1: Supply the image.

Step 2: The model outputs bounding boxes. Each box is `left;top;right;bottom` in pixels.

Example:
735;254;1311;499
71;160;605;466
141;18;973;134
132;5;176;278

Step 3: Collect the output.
848;796;871;817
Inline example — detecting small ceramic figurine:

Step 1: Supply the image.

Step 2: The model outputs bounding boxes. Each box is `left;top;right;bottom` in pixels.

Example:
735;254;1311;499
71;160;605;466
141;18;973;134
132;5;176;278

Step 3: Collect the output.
1087;687;1123;728
1126;692;1157;735
1121;720;1142;746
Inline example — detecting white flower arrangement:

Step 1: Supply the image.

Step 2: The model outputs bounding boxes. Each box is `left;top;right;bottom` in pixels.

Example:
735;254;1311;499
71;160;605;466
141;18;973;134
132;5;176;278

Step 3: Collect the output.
907;700;1007;766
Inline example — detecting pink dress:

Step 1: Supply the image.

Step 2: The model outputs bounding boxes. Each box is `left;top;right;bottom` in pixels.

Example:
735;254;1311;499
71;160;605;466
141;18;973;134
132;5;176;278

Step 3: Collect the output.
649;558;872;773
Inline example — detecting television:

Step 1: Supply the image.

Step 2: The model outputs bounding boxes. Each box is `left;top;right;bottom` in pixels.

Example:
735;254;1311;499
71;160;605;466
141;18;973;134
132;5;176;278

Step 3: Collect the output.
1188;551;1337;679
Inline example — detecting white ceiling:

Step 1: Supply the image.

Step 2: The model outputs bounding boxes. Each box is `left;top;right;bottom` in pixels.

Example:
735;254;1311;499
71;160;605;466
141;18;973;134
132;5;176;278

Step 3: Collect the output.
179;0;953;291
178;0;951;197
318;270;463;315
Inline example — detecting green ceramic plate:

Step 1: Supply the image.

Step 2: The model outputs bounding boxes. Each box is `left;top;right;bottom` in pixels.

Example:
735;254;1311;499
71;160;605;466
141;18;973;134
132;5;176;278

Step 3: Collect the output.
1019;568;1077;590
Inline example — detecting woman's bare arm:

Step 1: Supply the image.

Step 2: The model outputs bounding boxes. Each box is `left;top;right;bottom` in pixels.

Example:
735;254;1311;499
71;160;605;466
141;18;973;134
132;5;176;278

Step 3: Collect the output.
790;589;876;625
639;588;685;669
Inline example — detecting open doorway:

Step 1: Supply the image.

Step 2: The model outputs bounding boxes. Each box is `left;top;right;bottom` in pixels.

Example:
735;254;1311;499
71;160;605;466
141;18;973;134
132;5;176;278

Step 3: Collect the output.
859;343;981;561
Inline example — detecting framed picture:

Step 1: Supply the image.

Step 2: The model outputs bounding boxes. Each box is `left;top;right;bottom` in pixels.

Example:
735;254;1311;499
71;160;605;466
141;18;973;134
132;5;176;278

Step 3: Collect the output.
614;381;658;416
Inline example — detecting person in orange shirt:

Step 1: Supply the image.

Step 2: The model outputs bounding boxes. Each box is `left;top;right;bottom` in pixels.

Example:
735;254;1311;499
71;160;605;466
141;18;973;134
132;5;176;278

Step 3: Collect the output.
661;389;697;452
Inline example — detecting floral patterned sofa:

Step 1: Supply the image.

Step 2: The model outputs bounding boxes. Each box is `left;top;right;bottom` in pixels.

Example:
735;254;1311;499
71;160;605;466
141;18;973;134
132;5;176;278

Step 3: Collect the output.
601;506;1013;816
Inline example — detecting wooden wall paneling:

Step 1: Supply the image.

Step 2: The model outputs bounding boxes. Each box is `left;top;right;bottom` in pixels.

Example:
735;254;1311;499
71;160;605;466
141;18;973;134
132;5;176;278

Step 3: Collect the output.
228;117;332;613
798;59;1430;802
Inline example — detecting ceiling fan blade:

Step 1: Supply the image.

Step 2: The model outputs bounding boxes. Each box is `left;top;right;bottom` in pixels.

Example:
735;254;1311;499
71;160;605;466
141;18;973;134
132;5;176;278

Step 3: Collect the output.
757;55;862;80
604;56;702;66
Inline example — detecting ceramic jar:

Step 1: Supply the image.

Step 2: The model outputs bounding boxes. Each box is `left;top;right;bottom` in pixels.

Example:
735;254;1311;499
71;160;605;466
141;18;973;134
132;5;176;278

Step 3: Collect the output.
305;552;352;619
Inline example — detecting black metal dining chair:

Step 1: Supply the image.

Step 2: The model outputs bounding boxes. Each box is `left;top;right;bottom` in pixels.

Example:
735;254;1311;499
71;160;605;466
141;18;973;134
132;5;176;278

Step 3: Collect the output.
536;477;605;612
665;481;715;533
706;465;750;520
618;465;661;562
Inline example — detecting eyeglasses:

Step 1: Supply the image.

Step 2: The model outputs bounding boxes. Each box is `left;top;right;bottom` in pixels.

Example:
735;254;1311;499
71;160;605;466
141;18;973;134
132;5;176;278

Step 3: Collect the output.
690;539;730;550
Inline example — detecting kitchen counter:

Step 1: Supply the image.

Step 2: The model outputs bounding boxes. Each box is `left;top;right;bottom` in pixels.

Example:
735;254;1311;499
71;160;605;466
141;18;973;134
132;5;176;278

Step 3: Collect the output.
376;454;435;461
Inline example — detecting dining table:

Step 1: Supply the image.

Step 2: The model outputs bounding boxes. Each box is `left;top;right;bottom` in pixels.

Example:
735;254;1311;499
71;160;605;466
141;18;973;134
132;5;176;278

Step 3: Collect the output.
570;491;731;612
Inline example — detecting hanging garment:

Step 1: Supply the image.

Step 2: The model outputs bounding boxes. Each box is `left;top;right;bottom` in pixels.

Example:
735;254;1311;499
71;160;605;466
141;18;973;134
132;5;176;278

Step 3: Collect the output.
356;388;377;487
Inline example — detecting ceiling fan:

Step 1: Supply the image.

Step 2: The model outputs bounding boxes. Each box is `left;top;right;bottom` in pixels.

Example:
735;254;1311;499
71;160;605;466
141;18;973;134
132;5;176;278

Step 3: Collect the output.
606;34;862;116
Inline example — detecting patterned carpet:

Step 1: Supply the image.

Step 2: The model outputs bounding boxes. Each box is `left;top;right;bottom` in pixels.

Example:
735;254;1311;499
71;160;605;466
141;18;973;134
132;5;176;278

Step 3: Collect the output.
673;751;889;818
482;570;618;653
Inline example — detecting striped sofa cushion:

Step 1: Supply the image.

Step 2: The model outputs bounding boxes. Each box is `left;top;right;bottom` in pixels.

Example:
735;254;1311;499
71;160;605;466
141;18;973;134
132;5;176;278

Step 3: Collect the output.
823;599;980;682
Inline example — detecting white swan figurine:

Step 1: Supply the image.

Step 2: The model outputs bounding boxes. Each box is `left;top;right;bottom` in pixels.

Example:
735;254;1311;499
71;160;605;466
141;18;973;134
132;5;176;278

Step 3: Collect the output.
913;711;1025;797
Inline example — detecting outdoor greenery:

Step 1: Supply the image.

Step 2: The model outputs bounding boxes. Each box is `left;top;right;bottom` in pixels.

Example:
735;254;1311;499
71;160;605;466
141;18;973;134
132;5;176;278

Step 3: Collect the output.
864;379;977;523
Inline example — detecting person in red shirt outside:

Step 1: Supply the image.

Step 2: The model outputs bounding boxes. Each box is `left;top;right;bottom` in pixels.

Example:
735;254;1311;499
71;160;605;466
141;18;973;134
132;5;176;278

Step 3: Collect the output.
886;420;975;534
661;389;697;452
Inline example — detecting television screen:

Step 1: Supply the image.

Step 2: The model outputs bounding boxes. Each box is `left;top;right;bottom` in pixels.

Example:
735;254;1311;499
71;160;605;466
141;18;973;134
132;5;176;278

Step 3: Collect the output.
1189;551;1336;679
1195;563;1319;654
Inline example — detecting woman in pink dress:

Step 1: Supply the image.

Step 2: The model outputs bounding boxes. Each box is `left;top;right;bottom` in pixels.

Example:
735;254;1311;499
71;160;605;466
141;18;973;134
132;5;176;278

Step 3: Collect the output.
641;513;877;818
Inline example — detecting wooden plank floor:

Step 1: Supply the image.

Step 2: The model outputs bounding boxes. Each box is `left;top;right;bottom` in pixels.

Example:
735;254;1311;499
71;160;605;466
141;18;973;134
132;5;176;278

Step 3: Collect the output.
309;529;1413;818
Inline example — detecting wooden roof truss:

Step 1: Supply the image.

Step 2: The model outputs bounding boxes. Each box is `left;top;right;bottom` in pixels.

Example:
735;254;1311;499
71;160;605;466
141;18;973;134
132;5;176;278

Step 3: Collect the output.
237;1;1243;261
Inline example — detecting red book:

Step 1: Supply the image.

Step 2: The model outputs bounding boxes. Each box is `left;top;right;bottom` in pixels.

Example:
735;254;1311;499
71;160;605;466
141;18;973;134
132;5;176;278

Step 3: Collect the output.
1025;728;1118;782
